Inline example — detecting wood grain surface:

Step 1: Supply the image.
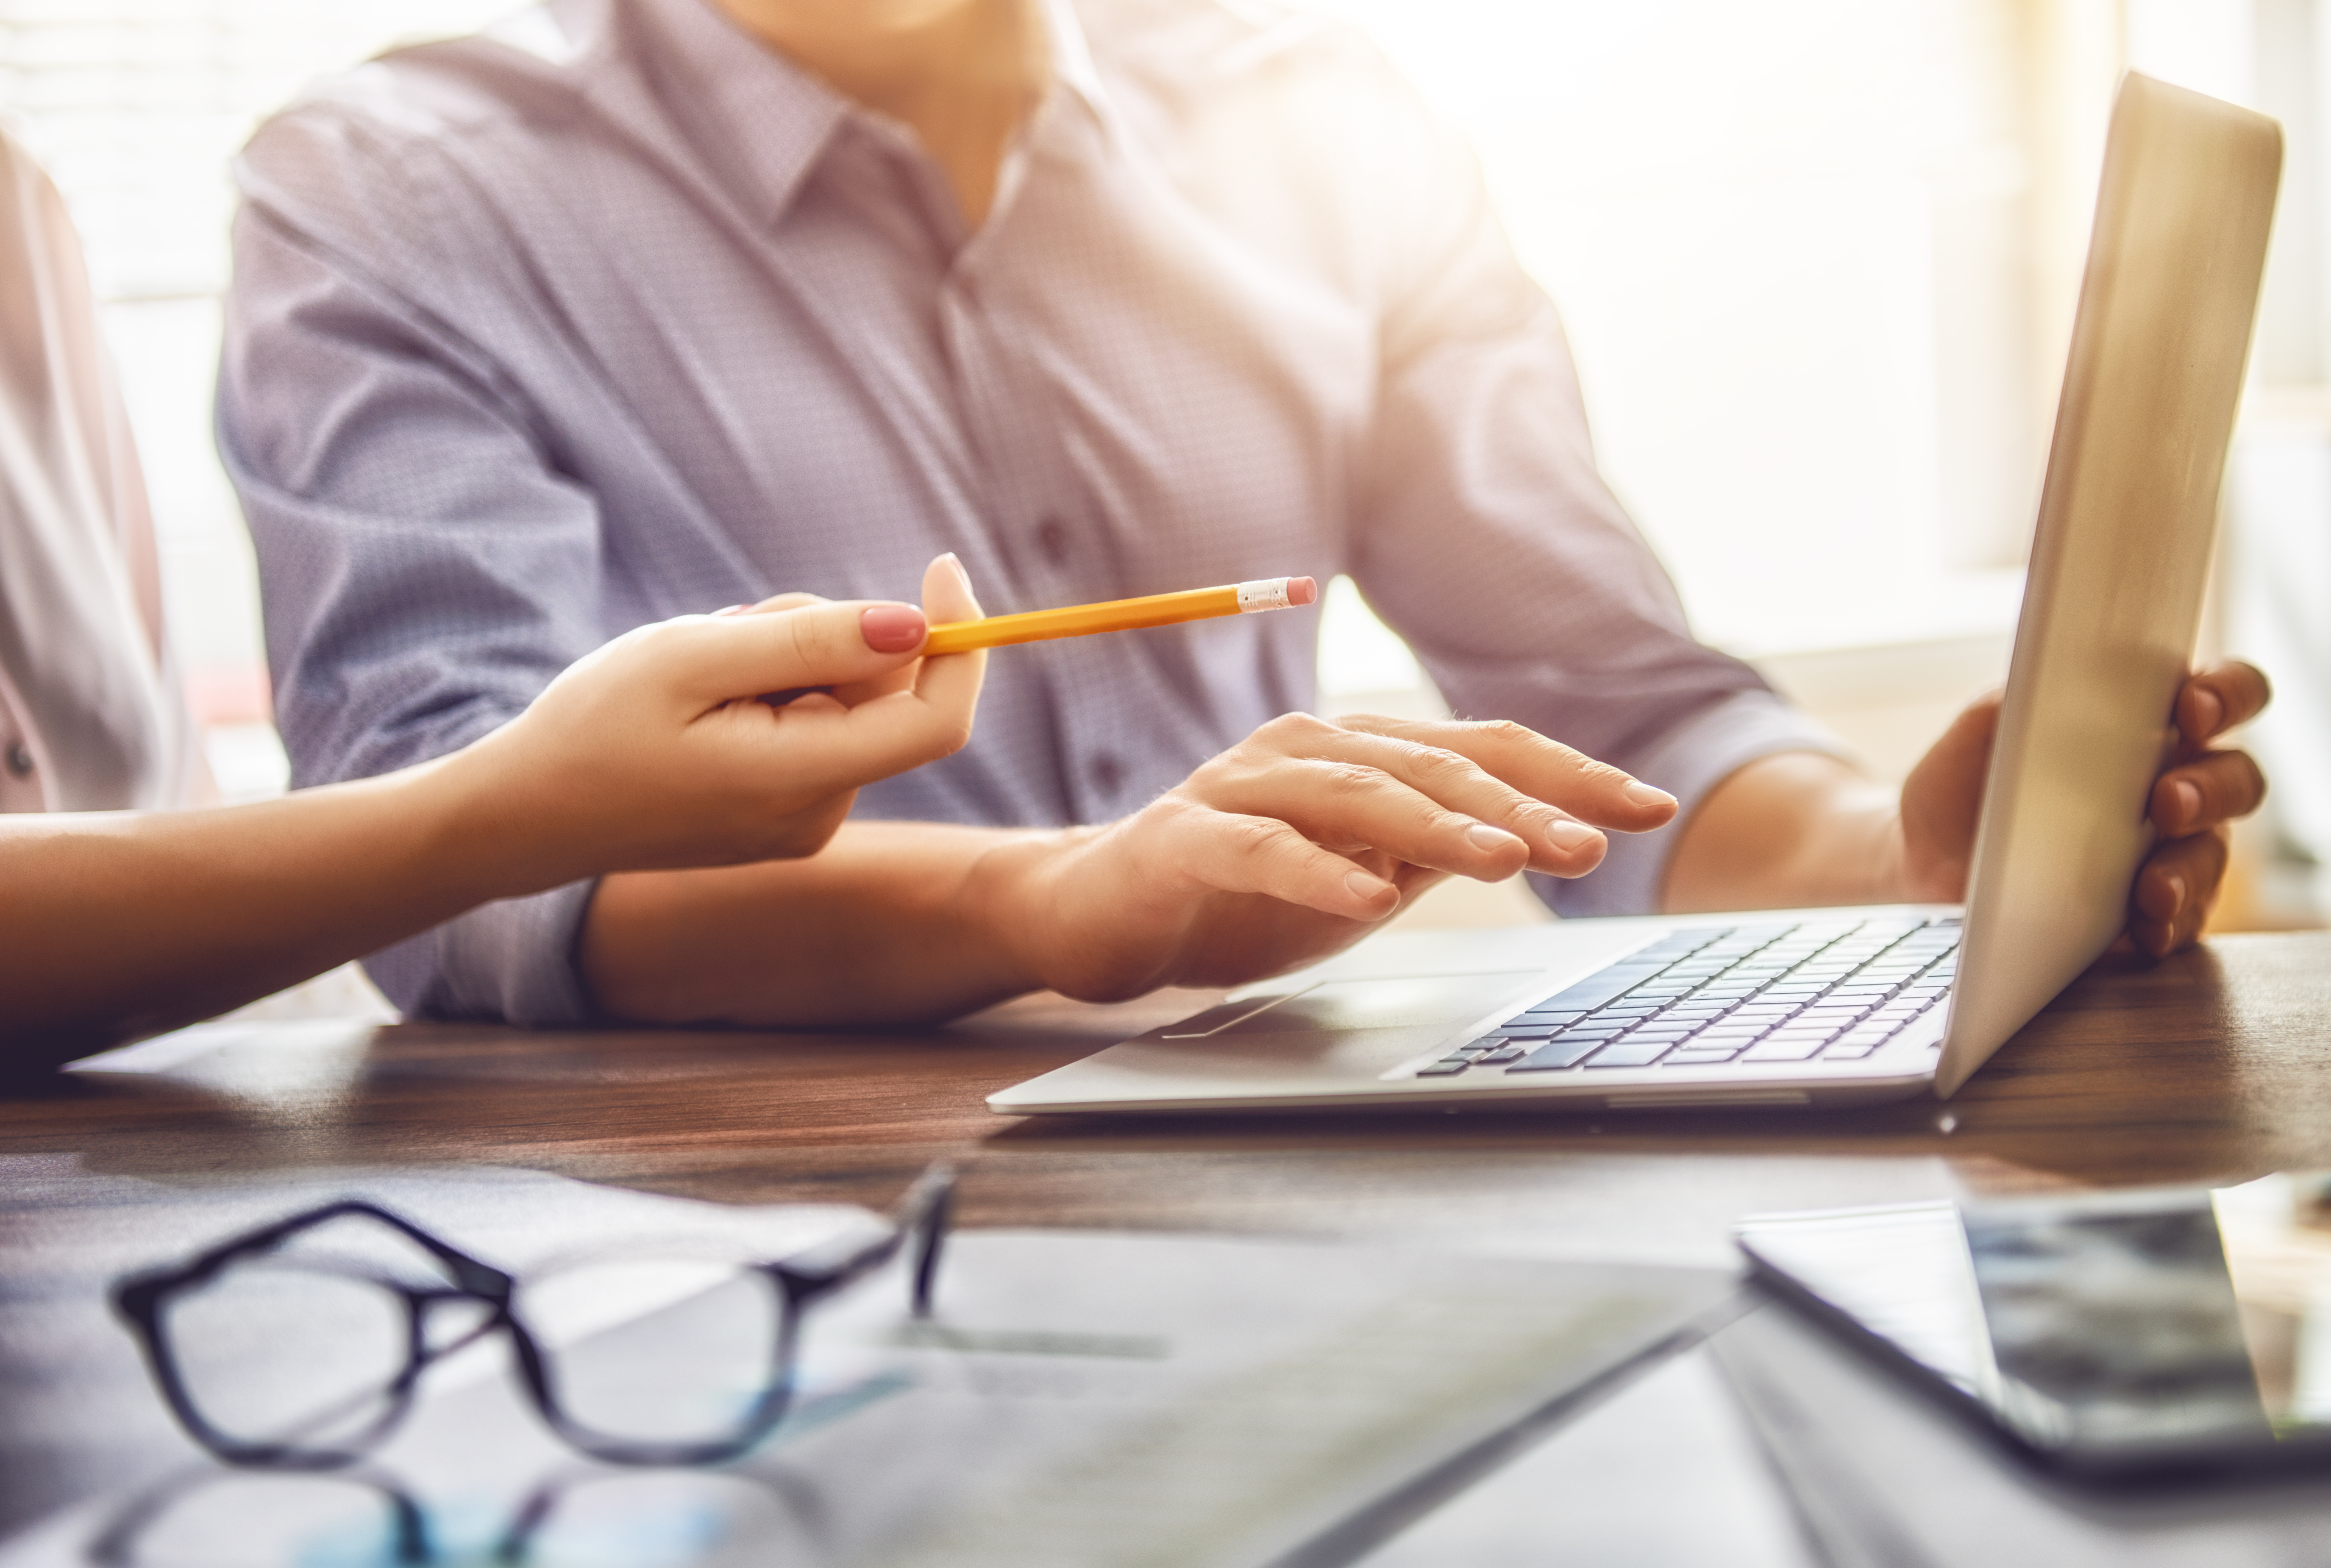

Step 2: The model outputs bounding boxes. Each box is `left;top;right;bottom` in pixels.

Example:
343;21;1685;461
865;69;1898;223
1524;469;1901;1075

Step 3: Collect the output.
4;929;2329;1538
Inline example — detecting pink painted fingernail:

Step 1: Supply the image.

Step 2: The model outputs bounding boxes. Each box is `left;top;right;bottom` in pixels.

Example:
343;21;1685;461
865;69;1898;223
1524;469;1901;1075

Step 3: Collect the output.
712;604;747;617
1547;818;1599;852
1344;869;1389;904
2172;779;2201;825
1622;781;1675;809
860;603;927;653
2165;873;2187;914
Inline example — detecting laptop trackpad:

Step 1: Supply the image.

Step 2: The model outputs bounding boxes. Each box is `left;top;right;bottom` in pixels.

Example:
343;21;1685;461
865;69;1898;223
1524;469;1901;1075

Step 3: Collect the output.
1210;975;1535;1037
1127;972;1546;1080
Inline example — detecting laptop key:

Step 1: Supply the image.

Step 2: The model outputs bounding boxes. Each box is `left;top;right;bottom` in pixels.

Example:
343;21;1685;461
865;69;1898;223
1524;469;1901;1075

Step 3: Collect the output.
1583;1036;1677;1068
1508;1034;1609;1071
1533;967;1664;1013
1416;1061;1471;1076
1739;1037;1829;1062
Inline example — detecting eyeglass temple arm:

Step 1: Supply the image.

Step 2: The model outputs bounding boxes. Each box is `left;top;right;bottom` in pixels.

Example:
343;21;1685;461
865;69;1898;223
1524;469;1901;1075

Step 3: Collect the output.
902;1164;955;1318
771;1162;957;1318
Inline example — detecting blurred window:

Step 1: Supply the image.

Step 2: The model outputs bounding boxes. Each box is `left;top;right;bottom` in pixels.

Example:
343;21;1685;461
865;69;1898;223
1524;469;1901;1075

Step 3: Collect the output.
0;2;511;798
4;3;2306;816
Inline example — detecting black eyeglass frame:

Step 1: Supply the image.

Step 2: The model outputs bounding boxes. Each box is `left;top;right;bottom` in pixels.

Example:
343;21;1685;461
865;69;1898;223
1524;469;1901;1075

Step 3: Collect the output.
110;1165;954;1471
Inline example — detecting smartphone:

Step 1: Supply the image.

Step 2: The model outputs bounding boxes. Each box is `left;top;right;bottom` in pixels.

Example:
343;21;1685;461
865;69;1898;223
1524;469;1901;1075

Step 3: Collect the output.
1736;1173;2331;1481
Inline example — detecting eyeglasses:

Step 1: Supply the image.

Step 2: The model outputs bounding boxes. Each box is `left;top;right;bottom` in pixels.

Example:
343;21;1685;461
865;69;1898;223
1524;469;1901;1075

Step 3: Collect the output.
111;1166;953;1471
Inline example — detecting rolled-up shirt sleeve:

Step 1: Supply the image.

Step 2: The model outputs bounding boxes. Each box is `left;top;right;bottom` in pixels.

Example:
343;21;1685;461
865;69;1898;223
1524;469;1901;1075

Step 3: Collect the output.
220;127;613;1023
1347;85;1849;915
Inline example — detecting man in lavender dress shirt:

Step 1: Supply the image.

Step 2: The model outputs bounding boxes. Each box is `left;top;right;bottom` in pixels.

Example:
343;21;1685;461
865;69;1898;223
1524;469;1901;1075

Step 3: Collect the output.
220;0;2268;1028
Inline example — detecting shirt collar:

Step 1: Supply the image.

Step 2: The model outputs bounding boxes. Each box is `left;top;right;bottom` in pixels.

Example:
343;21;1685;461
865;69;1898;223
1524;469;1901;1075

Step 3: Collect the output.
1039;0;1114;131
623;0;854;227
626;0;1120;228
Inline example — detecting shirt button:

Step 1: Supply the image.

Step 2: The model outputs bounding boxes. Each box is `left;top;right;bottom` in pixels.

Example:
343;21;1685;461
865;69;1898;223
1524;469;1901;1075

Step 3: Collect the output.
3;741;30;778
1035;516;1070;566
1089;752;1125;795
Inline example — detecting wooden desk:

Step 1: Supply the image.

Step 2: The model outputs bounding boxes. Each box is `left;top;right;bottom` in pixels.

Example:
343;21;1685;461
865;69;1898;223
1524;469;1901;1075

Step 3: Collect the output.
4;929;2330;1546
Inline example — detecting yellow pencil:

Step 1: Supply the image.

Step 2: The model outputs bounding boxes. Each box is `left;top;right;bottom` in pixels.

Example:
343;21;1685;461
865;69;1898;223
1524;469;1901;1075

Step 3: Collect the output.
923;576;1318;655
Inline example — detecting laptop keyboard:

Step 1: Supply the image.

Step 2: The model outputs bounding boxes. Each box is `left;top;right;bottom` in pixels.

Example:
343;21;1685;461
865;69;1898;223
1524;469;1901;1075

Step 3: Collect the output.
1413;916;1960;1077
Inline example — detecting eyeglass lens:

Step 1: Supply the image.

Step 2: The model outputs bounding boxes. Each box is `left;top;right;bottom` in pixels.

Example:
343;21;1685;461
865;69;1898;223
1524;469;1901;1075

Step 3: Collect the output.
160;1256;414;1457
517;1257;792;1448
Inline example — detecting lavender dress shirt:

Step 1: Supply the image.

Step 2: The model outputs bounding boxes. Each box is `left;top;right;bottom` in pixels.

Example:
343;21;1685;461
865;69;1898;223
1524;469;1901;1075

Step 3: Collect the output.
220;0;1841;1024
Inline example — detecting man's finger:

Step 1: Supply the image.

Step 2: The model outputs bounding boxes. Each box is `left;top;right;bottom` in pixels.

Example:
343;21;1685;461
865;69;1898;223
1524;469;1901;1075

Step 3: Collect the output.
2149;748;2267;836
1331;714;1676;833
1224;716;1627;870
2130;826;2229;958
1159;804;1399;920
1203;740;1591;877
1210;757;1543;881
2177;661;2271;743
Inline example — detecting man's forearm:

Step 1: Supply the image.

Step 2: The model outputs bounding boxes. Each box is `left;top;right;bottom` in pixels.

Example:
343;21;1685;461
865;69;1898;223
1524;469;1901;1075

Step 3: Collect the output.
1661;752;1905;913
579;820;1057;1027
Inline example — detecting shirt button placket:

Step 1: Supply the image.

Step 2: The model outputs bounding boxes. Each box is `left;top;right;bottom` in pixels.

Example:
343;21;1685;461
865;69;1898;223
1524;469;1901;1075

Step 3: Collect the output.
0;734;37;813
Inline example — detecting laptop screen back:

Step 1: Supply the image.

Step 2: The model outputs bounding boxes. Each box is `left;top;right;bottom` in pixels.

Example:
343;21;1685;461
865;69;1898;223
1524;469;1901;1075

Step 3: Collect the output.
1939;73;2281;1097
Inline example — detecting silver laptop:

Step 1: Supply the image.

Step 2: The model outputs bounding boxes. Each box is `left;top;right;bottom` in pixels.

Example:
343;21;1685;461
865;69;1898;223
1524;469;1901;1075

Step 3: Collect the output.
991;74;2280;1118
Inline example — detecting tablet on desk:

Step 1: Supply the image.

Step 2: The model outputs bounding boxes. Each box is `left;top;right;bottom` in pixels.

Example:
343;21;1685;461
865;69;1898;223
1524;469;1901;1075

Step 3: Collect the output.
1736;1173;2331;1482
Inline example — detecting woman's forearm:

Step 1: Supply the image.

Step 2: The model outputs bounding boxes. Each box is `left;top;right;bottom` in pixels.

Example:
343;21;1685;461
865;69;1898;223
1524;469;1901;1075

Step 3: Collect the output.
0;589;988;1067
0;757;545;1064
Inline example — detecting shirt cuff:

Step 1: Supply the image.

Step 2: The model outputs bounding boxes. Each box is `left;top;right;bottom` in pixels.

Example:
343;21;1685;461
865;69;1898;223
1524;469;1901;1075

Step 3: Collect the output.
361;879;600;1025
1530;689;1854;918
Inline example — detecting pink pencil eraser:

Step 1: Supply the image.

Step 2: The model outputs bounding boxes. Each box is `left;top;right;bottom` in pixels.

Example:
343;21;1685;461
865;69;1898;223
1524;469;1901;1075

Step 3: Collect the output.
1287;576;1318;606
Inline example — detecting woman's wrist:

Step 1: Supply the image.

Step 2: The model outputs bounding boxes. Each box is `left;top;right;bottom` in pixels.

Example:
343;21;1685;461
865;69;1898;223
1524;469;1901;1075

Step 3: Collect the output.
397;741;585;906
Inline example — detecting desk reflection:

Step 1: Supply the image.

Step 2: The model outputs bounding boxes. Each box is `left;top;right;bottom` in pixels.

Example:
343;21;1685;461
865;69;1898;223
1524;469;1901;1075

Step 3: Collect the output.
86;1462;830;1568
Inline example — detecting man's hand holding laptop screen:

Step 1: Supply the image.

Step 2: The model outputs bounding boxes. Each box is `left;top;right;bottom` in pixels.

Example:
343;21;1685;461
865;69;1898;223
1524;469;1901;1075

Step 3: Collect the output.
2133;662;2272;956
1674;662;2270;961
